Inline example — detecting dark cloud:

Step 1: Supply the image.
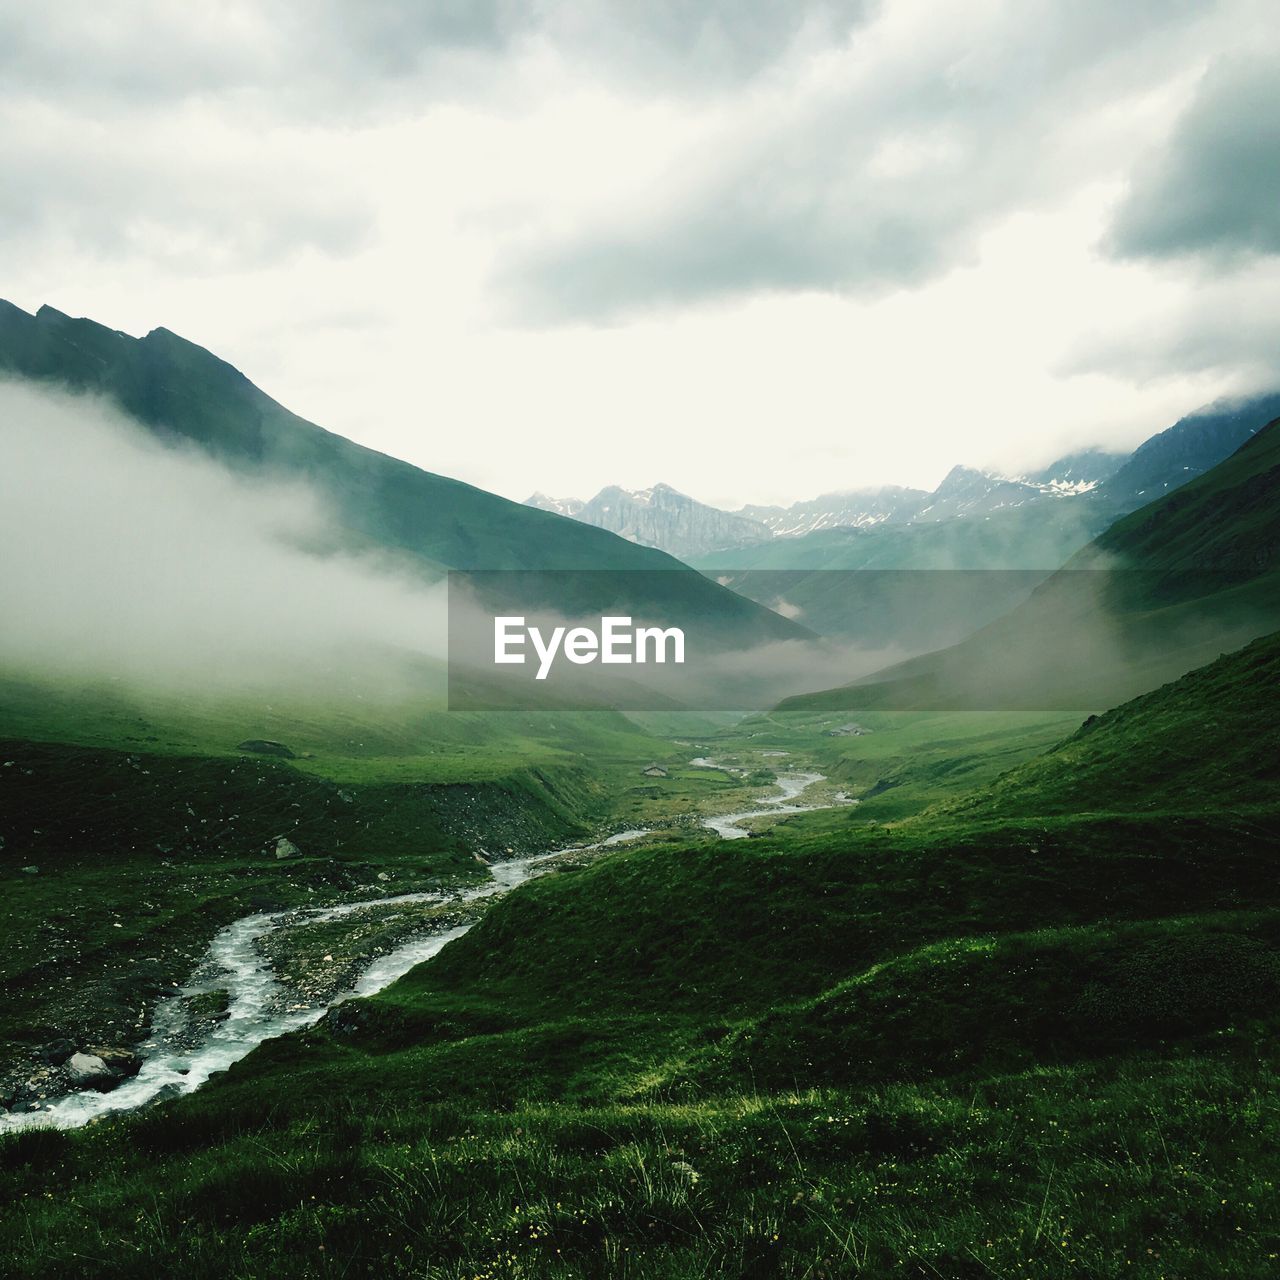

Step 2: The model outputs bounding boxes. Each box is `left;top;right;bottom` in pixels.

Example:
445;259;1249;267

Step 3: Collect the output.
532;1;876;90
495;126;993;321
1108;55;1280;262
0;0;872;277
0;117;373;269
495;0;1215;322
0;5;264;102
0;1;875;110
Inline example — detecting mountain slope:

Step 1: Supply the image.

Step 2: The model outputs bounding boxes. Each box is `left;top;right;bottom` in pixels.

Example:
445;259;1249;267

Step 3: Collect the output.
696;500;1111;573
778;415;1280;709
1099;391;1280;509
1025;445;1127;490
692;503;1114;648
950;629;1280;817
0;301;803;643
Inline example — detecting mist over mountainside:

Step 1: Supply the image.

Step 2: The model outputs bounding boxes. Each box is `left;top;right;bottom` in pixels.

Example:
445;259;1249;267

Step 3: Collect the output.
526;395;1276;564
0;300;805;648
780;413;1280;712
0;382;450;693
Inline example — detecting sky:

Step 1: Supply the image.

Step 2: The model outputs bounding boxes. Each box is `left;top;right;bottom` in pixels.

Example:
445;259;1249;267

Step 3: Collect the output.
3;0;1279;509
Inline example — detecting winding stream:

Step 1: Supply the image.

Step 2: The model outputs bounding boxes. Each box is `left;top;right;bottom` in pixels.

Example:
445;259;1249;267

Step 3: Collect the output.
2;768;844;1131
702;770;830;838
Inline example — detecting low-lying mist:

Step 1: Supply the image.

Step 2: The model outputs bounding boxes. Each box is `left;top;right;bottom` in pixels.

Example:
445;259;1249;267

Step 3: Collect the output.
0;380;449;700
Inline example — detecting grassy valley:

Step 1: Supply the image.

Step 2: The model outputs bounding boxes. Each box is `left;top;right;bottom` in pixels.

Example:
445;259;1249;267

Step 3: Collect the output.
3;618;1278;1276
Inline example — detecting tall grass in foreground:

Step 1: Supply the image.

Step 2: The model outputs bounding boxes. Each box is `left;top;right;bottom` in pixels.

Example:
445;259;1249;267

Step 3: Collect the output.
4;1043;1277;1278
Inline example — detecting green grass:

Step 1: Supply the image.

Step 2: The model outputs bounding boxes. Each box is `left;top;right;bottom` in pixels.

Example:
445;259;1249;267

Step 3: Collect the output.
0;675;710;1079
3;1051;1278;1278
948;630;1280;820
706;707;1080;823
4;633;1279;1276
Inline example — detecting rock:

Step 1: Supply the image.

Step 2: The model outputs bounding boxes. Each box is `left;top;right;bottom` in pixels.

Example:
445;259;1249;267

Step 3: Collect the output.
237;739;296;758
37;1038;75;1066
20;865;39;875
376;871;391;882
275;836;301;859
88;1047;142;1077
66;1052;115;1090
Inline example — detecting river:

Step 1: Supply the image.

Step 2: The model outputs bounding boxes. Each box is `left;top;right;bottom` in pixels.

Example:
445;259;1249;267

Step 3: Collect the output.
1;768;844;1131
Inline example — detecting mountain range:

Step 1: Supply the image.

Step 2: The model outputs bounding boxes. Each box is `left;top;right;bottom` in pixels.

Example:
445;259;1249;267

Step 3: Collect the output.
526;483;769;559
526;395;1280;563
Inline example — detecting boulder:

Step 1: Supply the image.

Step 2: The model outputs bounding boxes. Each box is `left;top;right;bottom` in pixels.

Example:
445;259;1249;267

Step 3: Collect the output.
65;1052;115;1090
274;836;301;859
88;1047;142;1077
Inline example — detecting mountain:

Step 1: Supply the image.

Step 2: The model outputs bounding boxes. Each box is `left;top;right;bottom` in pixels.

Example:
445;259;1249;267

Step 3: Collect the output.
524;492;584;518
1025;446;1127;491
915;464;1048;519
1099;392;1280;508
778;413;1280;711
526;482;770;559
0;300;805;645
537;394;1269;565
693;502;1116;648
695;500;1112;574
738;485;930;536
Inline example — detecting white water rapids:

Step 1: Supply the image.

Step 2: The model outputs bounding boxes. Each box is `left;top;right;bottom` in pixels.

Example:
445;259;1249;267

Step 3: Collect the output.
2;767;845;1131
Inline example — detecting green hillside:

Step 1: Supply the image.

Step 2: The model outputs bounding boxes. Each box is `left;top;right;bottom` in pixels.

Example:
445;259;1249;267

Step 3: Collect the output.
691;504;1110;646
948;630;1280;819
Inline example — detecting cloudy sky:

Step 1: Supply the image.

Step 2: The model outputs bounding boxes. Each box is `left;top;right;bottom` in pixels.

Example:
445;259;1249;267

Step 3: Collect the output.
4;0;1278;508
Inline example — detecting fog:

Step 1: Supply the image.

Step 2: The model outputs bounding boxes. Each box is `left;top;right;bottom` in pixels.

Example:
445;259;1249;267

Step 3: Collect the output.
0;381;449;696
4;380;1264;720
